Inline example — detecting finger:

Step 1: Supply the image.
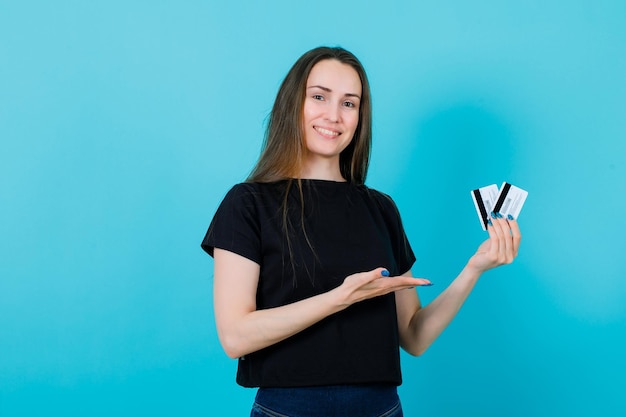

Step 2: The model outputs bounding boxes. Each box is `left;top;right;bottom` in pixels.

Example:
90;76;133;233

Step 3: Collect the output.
489;212;506;259
500;216;514;262
349;268;385;287
485;215;498;251
492;212;513;260
396;272;432;288
376;268;432;287
361;268;390;285
485;216;501;264
506;216;522;256
496;213;515;263
499;214;522;263
497;216;511;261
389;277;432;290
358;267;390;284
401;277;433;286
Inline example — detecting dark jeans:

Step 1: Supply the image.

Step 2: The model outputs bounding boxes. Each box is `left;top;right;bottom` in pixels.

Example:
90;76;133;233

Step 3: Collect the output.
250;384;403;417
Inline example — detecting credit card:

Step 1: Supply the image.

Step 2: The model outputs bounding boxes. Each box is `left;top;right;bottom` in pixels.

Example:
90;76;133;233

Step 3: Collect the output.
470;184;499;230
492;182;528;221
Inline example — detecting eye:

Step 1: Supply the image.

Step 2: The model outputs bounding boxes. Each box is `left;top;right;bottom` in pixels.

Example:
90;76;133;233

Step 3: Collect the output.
312;94;324;101
343;101;357;108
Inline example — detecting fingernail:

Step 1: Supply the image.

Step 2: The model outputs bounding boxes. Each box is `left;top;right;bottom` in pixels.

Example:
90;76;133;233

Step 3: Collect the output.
490;211;497;219
381;269;390;277
496;212;503;219
420;283;434;287
487;219;493;226
507;214;515;220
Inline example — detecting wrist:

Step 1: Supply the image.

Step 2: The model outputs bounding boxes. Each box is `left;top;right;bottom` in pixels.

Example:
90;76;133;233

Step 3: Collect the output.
461;263;484;281
325;285;351;314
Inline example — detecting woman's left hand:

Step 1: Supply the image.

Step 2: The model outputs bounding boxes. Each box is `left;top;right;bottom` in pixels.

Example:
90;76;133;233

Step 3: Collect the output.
467;213;522;274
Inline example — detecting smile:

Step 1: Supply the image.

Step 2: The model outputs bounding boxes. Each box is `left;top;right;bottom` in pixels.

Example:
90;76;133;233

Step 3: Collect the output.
314;126;341;138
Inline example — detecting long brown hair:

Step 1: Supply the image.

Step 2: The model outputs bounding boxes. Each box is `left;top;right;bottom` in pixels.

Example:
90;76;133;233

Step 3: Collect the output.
247;46;372;184
246;47;373;285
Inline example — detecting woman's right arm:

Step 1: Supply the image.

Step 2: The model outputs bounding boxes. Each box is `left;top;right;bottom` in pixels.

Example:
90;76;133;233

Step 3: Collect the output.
213;248;429;358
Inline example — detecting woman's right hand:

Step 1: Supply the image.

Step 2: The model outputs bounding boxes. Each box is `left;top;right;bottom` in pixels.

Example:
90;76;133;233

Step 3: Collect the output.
213;248;429;358
336;268;431;308
214;249;431;359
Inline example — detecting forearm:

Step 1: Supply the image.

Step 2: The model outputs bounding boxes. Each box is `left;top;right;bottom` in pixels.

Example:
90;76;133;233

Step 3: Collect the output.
215;248;427;358
400;215;522;355
402;265;482;356
217;288;347;359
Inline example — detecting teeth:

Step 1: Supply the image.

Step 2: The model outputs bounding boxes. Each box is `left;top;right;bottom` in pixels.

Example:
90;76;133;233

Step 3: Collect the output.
316;127;339;136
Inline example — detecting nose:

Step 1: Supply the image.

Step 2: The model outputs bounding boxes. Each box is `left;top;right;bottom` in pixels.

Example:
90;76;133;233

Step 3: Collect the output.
325;102;341;123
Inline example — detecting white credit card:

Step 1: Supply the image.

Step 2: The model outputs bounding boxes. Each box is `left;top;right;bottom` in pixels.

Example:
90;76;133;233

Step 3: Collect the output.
471;182;528;230
492;182;528;221
471;184;499;230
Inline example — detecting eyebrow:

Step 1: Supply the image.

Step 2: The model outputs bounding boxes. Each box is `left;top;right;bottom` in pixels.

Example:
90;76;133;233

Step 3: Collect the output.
307;85;361;99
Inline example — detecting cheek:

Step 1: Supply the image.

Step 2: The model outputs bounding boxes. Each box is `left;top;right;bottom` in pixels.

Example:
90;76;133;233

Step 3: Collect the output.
303;100;322;121
346;112;360;131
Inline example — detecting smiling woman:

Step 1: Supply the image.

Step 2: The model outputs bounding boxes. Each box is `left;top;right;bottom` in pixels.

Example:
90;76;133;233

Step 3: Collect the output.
246;47;373;186
200;46;521;417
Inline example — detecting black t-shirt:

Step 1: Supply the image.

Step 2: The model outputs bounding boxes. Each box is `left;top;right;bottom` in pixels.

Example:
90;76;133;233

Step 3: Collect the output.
201;179;416;388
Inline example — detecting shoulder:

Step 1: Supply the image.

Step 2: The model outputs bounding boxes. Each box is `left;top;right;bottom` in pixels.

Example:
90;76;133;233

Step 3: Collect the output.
224;182;260;198
222;182;276;202
357;185;399;213
219;181;288;211
212;183;263;218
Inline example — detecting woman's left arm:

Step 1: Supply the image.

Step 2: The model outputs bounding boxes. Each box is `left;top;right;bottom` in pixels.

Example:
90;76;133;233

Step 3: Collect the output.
395;215;522;356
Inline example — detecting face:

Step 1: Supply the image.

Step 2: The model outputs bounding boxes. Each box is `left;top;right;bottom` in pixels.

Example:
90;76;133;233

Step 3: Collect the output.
302;59;362;168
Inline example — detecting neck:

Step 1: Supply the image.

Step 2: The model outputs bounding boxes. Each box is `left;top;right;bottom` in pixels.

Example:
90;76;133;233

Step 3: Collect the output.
300;156;345;181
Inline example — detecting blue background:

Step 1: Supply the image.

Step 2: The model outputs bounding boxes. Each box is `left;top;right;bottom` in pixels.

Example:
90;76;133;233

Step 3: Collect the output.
1;1;625;416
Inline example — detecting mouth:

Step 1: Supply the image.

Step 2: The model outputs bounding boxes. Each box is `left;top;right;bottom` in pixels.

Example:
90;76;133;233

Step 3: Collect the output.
314;126;341;139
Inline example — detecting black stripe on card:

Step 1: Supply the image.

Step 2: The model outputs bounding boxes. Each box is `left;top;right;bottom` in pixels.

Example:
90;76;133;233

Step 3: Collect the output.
473;189;489;229
493;182;511;213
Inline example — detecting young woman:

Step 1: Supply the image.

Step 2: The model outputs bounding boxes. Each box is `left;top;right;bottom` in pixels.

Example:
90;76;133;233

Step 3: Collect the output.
201;46;521;417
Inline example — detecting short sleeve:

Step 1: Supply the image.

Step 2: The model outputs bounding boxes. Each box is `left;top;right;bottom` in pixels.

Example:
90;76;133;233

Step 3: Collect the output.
373;191;416;275
200;183;262;264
